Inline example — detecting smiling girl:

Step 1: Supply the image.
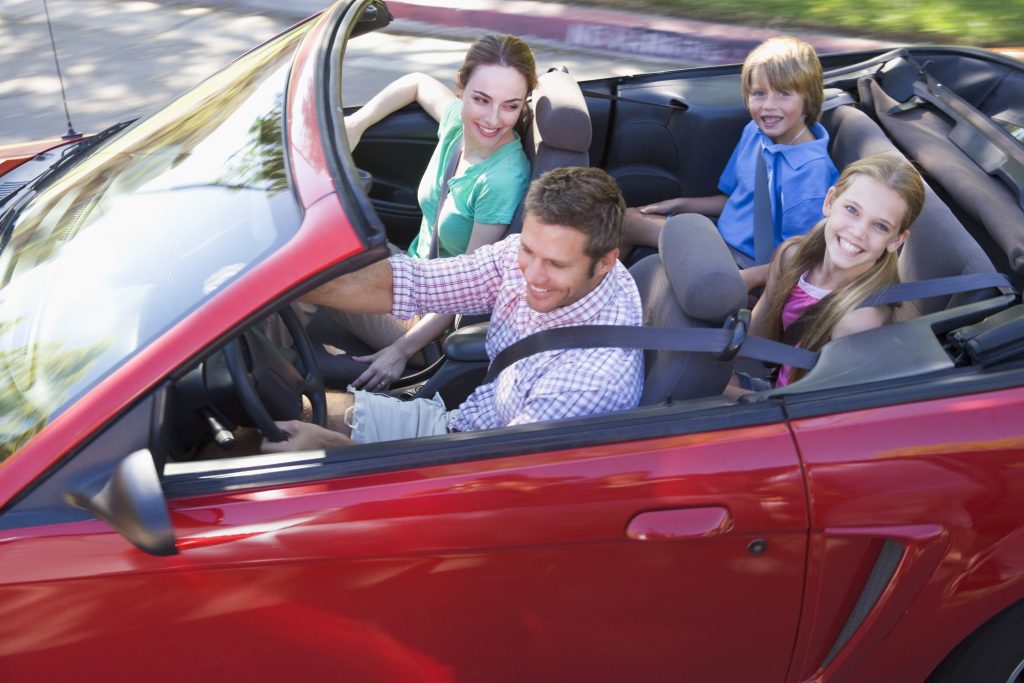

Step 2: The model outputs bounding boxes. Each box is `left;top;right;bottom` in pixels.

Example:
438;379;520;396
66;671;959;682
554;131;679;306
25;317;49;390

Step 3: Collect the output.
338;34;537;391
749;153;926;385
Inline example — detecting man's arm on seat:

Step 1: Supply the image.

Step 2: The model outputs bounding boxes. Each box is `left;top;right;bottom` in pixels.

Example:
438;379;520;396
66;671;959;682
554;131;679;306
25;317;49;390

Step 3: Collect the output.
303;259;394;314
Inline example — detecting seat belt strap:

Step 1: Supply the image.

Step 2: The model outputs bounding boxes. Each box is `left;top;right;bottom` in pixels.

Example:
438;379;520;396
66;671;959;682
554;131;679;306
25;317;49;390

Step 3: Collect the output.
753;146;775;265
480;324;818;386
428;138;463;260
858;272;1013;307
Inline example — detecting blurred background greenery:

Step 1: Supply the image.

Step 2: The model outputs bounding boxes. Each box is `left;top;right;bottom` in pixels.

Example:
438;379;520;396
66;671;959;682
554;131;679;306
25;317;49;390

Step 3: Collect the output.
566;0;1024;46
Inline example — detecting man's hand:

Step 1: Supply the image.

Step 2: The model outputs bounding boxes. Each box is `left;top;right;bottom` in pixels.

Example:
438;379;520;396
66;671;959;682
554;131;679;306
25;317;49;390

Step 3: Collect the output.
261;420;353;453
350;343;411;391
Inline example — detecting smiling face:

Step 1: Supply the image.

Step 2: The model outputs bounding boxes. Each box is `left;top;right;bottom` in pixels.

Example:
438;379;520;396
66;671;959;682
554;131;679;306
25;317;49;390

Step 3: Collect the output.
822;174;910;277
746;66;808;145
456;63;529;159
517;214;617;314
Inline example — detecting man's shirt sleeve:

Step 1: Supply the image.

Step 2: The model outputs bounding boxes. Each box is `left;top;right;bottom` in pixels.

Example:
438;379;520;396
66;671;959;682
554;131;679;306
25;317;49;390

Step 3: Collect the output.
390;237;516;319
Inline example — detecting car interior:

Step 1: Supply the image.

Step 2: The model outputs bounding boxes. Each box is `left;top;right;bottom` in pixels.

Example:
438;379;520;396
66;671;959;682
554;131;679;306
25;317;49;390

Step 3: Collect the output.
155;43;1024;472
8;18;1024;564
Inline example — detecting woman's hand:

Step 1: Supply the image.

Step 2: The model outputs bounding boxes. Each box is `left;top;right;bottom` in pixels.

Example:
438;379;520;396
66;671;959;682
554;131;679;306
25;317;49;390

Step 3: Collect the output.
350;343;412;391
638;198;684;216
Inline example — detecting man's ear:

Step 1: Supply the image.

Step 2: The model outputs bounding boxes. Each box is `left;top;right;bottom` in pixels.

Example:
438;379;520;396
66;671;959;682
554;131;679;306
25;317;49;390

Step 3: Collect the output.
822;186;837;217
594;248;619;277
887;230;910;253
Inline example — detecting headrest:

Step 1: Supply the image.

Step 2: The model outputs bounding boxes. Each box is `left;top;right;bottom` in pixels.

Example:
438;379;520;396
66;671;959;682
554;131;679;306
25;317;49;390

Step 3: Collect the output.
531;69;592;153
658;214;747;321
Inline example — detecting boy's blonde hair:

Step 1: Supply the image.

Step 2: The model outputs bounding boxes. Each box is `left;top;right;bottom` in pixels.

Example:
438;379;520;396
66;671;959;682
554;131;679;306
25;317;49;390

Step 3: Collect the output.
741;36;824;126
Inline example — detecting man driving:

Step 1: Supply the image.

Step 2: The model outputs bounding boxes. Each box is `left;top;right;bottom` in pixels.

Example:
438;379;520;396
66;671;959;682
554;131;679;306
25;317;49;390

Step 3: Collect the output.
264;166;643;452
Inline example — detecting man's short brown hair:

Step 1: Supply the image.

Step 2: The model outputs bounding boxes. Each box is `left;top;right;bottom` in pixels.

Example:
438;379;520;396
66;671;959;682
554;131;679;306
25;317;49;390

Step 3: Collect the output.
523;167;625;270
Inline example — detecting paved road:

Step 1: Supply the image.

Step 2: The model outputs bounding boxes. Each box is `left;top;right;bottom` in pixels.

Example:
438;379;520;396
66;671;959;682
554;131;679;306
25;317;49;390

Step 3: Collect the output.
0;1;681;146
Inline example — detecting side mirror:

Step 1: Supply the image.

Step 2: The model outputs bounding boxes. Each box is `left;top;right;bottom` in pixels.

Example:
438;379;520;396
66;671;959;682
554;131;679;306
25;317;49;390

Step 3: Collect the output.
64;448;177;556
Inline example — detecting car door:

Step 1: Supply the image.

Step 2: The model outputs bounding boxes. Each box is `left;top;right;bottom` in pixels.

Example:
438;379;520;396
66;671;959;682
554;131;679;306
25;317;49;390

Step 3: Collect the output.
783;378;1024;683
0;396;808;682
351;108;438;249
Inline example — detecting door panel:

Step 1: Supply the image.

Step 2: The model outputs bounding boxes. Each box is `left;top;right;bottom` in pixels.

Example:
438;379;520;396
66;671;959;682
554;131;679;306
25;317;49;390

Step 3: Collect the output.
0;420;808;681
788;386;1024;683
351;107;438;248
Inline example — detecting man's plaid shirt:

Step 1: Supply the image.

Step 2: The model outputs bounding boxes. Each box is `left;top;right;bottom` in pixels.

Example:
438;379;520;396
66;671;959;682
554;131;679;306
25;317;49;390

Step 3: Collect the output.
390;235;643;432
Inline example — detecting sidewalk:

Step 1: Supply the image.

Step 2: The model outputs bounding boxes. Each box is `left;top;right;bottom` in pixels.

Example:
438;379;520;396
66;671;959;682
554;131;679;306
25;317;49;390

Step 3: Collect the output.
205;0;895;65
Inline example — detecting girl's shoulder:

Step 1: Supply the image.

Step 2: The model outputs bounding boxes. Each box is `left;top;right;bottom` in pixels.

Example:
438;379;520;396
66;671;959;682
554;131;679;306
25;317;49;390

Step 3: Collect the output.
833;304;892;339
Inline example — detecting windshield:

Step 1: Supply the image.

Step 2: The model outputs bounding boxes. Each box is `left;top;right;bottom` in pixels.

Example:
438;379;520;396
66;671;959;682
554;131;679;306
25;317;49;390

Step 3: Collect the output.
0;22;310;461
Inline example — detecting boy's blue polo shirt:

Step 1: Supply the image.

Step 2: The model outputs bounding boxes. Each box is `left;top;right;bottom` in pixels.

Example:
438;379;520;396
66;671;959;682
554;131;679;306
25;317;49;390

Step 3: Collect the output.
717;120;838;259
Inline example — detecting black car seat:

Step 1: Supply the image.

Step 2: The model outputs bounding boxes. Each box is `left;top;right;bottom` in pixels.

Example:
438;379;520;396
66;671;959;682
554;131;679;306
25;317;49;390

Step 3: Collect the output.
630;213;747;405
822;102;998;320
507;68;592;234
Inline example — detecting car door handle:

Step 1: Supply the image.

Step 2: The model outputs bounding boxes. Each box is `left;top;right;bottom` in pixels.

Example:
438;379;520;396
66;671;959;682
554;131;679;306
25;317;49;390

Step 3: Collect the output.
625;506;732;541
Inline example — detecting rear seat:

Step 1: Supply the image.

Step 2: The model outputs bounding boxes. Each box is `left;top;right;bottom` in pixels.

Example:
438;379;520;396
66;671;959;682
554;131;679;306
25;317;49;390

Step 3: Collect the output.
821;102;998;320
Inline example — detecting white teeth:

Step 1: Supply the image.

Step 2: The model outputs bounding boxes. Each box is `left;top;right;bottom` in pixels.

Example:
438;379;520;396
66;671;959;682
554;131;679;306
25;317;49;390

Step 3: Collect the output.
839;237;863;254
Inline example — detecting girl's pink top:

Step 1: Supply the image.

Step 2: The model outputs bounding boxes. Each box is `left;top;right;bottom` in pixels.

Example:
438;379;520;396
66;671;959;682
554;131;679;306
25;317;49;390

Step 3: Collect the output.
777;273;830;387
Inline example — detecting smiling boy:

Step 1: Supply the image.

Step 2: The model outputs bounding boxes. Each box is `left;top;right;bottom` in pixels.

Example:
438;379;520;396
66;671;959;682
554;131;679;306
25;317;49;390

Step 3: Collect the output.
265;167;643;452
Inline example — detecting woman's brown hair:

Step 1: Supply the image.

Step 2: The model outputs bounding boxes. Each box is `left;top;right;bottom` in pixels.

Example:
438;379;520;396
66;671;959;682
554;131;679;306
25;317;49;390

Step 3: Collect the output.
456;34;538;137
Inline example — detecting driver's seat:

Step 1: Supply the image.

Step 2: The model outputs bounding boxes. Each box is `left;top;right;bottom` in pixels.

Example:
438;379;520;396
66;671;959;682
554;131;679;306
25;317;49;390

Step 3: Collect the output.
630;213;748;405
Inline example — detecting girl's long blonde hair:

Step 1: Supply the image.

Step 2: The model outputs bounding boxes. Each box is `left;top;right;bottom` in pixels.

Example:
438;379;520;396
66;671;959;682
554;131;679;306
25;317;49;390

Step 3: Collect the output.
760;154;925;382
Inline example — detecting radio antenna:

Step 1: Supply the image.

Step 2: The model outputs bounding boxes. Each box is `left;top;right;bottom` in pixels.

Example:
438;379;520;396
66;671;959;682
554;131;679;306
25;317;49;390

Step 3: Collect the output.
42;0;80;139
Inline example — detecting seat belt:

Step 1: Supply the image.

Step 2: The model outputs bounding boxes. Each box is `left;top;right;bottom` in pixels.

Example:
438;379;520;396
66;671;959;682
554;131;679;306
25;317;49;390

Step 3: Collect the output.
479;321;818;386
479;273;1015;386
428;138;463;259
753;147;775;265
783;272;1014;346
858;272;1013;307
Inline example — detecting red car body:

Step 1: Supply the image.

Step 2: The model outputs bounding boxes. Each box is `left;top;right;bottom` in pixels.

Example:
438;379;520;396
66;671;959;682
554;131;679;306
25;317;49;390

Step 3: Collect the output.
1;2;1023;681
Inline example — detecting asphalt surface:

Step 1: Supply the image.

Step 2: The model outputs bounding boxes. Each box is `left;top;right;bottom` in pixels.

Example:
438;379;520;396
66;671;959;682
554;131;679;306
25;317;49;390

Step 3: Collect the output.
0;0;894;146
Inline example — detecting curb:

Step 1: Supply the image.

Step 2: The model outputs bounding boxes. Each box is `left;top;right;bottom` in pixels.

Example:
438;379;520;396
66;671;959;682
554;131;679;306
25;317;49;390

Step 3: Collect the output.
193;0;896;66
383;0;896;65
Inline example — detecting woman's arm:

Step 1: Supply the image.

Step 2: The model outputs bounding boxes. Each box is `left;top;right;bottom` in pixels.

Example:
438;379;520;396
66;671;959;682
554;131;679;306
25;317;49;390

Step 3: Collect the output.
465;221;507;253
637;193;728;217
345;72;456;149
350;312;453;390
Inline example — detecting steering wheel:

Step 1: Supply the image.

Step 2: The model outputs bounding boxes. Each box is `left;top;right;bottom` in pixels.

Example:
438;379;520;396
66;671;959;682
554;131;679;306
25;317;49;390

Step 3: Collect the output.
223;306;327;442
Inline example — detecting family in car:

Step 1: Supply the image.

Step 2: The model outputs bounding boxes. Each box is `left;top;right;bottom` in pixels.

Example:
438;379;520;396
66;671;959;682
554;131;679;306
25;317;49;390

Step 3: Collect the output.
263;32;927;450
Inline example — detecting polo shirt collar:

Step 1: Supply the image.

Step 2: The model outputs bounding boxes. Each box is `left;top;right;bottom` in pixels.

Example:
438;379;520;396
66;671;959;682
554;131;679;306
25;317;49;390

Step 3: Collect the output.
756;122;830;169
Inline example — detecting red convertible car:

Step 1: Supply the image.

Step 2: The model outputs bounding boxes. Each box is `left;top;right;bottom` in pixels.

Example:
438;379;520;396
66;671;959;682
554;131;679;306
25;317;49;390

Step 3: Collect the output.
2;1;1024;681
